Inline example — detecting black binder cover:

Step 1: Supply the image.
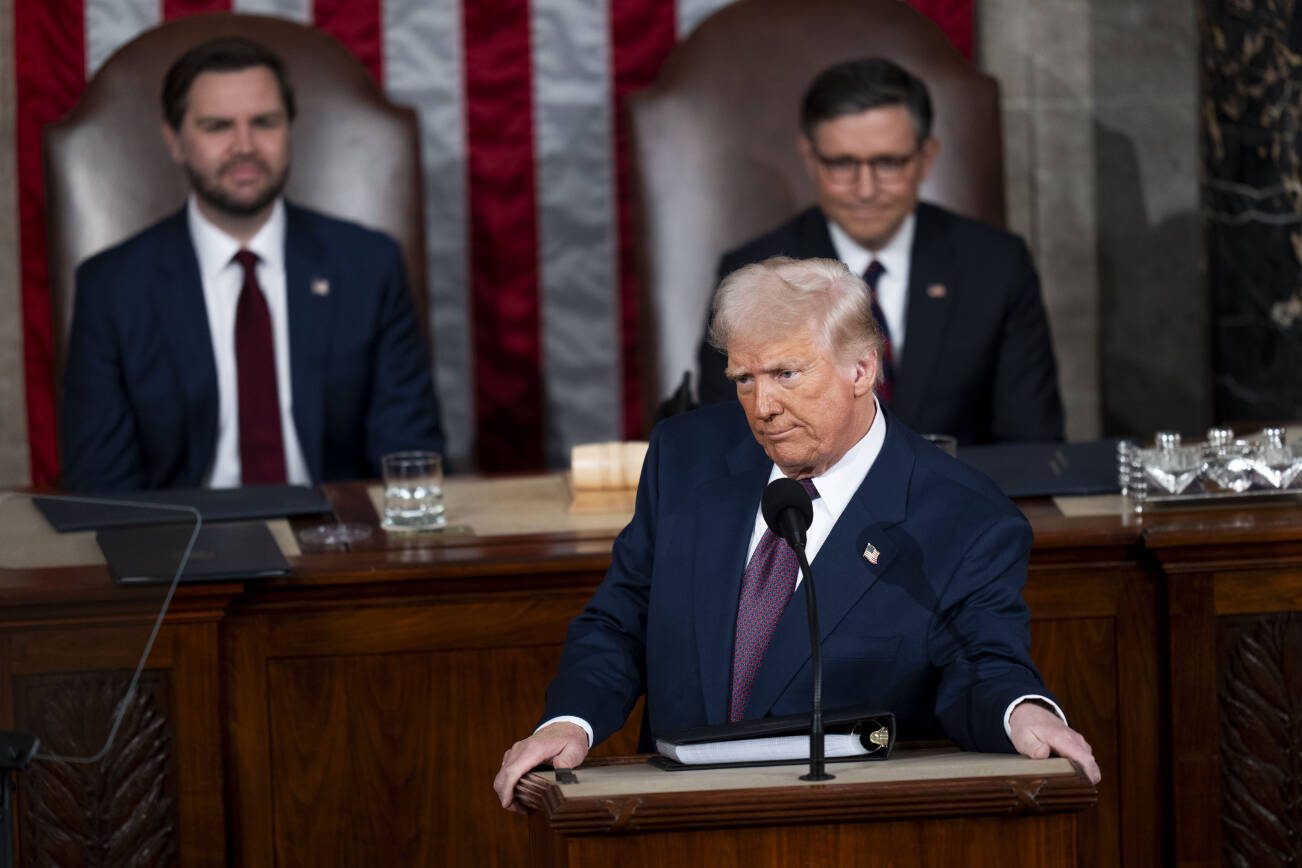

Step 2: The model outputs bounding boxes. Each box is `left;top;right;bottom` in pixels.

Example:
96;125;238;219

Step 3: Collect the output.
97;521;290;585
36;485;331;533
649;706;895;772
957;439;1120;498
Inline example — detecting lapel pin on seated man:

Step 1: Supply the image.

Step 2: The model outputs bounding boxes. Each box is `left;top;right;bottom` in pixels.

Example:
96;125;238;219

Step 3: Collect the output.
494;256;1098;812
61;36;444;492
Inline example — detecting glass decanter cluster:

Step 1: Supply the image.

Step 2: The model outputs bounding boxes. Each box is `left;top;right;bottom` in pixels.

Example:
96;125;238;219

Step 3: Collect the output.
1119;427;1302;511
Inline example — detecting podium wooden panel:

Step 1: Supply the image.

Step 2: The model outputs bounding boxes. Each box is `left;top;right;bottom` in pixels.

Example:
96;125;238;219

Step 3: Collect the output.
517;752;1095;868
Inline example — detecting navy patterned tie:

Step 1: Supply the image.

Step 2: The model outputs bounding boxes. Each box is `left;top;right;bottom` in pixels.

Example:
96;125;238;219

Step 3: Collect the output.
728;477;820;722
864;260;895;405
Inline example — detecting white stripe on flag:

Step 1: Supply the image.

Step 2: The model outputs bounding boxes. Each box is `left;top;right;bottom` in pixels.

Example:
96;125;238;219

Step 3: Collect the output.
531;0;619;465
85;0;157;76
234;0;312;23
677;0;736;38
383;0;474;469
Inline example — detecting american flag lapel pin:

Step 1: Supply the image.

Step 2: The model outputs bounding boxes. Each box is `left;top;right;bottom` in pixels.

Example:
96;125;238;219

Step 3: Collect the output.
926;283;947;299
311;277;330;297
862;542;880;565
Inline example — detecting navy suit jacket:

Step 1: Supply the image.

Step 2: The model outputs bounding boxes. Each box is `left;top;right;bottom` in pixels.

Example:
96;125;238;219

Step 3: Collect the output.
542;401;1053;753
696;203;1065;444
62;203;444;491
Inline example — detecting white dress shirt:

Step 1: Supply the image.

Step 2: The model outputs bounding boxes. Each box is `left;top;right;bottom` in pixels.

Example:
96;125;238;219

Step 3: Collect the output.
187;196;310;487
544;400;1063;746
828;213;914;354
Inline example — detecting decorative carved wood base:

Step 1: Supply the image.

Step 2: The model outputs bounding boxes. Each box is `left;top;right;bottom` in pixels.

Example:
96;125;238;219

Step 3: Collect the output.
13;670;178;868
1219;614;1302;868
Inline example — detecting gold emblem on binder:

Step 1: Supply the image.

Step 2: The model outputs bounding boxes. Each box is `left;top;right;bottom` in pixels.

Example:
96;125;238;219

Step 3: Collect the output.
868;725;890;749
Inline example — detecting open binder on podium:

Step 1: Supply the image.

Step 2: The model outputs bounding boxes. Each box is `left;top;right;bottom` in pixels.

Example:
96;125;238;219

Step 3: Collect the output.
0;493;201;868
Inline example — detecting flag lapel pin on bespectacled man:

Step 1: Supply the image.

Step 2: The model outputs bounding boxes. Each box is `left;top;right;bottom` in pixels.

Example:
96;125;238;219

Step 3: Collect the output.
311;278;330;297
863;543;880;565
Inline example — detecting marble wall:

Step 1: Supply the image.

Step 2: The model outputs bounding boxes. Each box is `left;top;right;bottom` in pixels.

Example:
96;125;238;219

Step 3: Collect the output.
0;0;29;487
1201;0;1302;422
980;0;1210;440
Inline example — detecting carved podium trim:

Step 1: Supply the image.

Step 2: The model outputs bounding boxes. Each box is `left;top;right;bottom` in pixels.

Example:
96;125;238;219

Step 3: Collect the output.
517;751;1097;835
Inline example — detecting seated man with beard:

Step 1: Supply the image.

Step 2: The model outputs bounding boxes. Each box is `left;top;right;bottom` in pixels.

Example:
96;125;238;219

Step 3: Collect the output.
62;36;444;491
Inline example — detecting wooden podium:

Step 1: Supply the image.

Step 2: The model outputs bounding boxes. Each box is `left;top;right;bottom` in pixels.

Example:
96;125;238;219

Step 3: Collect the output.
517;749;1097;868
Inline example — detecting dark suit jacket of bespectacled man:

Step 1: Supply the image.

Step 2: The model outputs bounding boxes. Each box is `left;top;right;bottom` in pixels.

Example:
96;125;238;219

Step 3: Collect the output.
494;257;1099;812
695;57;1064;446
61;36;444;492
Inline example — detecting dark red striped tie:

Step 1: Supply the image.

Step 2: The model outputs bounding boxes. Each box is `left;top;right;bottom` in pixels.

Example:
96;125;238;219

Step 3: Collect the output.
864;260;895;405
233;250;287;485
728;477;820;722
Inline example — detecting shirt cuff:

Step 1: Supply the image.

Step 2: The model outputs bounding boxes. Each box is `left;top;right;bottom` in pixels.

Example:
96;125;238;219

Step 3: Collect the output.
1003;694;1068;740
536;715;594;748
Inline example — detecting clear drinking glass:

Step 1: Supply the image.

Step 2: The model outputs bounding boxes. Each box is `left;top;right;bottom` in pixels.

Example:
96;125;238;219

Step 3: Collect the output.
381;451;447;531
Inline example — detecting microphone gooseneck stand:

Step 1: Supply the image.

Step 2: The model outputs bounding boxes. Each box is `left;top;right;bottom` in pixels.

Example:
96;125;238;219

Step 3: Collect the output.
763;477;833;783
793;546;833;782
1;731;38;868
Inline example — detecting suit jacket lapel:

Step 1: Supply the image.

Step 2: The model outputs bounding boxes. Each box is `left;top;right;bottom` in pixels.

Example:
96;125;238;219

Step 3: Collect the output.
153;211;219;484
284;205;333;481
693;435;773;725
741;412;915;720
895;204;957;424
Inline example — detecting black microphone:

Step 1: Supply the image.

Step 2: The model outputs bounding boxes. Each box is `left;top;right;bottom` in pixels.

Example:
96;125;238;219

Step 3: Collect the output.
761;477;814;550
761;477;833;781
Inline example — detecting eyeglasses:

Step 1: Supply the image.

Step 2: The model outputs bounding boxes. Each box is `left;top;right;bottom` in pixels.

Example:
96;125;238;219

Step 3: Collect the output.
811;146;921;186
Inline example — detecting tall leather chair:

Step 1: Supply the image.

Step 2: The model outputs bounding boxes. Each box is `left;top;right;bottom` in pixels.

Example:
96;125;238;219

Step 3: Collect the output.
44;12;427;379
629;0;1005;421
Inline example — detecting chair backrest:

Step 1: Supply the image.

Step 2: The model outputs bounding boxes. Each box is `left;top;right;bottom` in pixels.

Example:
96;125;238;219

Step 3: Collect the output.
629;0;1004;420
44;12;426;378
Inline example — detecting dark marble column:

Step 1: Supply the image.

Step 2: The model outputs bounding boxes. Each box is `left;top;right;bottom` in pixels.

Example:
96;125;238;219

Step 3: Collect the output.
1201;0;1302;421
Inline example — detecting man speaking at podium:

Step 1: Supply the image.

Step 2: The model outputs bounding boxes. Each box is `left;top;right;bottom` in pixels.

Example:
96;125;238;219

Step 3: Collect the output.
61;37;443;491
494;257;1098;810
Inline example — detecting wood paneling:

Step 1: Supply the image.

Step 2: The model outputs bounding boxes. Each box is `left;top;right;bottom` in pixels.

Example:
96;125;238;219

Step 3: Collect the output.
529;815;1078;868
26;485;1302;866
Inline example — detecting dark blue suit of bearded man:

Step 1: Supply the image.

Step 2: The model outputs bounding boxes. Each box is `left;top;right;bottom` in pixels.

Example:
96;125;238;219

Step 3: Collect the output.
542;399;1054;753
61;203;445;491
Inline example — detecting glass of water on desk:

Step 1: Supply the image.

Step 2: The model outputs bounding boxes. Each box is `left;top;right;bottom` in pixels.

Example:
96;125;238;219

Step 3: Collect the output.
381;451;447;531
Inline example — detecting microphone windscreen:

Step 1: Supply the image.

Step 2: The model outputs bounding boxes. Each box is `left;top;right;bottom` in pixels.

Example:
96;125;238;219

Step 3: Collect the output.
761;477;813;537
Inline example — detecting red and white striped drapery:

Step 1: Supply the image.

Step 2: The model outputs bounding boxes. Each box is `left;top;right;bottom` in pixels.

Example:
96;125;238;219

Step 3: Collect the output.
12;0;971;482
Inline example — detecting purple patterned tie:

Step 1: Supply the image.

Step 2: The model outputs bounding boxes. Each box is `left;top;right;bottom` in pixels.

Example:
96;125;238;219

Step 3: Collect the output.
728;477;820;722
864;260;895;405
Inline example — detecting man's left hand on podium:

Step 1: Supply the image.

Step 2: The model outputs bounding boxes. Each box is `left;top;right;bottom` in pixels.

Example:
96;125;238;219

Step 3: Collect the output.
1009;700;1101;784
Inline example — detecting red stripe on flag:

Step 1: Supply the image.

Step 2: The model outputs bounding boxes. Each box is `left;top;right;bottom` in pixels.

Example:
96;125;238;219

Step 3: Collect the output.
162;0;231;18
463;0;544;471
313;0;384;83
610;0;676;439
14;0;86;486
907;0;973;59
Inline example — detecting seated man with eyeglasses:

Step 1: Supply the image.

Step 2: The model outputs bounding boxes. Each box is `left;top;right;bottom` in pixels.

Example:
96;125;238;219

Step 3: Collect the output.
695;58;1064;445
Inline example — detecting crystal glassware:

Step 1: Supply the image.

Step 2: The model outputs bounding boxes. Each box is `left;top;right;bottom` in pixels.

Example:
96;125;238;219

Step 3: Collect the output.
1140;431;1203;495
1250;427;1302;489
1204;427;1256;493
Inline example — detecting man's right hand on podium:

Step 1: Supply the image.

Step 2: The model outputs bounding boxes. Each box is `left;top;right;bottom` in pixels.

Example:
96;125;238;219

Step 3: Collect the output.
494;721;589;812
